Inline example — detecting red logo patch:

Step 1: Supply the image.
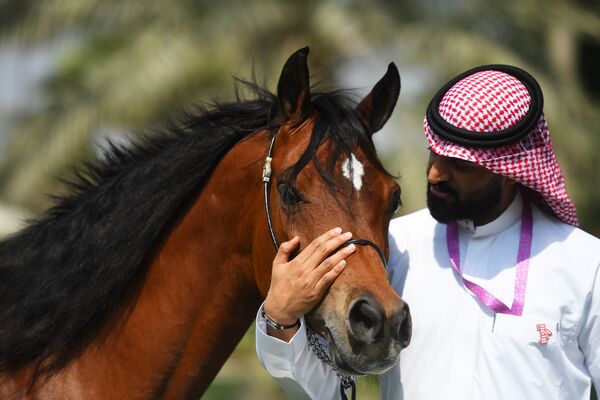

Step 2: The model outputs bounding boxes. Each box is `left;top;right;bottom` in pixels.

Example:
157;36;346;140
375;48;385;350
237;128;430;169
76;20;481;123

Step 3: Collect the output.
536;323;552;344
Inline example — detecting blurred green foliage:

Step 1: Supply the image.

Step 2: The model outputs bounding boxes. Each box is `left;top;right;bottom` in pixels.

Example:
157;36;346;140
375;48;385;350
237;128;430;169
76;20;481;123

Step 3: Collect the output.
0;0;599;398
0;0;599;233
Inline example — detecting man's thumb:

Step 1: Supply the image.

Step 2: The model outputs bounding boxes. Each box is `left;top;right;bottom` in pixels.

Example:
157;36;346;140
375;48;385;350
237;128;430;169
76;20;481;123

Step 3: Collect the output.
273;236;300;264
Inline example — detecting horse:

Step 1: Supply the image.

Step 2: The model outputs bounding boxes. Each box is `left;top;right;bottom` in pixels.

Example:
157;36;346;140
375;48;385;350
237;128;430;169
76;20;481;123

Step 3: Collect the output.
0;47;411;399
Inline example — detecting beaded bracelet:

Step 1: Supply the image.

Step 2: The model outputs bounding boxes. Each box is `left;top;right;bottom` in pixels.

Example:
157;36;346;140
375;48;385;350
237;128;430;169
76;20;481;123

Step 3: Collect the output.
261;309;300;330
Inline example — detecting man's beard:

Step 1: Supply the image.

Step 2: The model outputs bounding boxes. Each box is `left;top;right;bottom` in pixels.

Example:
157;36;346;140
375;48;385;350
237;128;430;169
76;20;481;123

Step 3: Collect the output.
426;177;503;224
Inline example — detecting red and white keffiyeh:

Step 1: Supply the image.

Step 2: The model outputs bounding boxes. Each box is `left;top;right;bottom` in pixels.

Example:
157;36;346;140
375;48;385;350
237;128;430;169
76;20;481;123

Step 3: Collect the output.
424;68;579;226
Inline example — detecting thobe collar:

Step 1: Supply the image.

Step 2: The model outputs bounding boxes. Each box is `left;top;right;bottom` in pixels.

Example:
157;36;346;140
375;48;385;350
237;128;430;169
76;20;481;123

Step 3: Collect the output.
456;191;523;238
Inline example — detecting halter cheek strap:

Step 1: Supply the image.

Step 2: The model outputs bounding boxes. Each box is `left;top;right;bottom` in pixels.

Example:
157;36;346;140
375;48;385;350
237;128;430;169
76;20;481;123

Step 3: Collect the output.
262;132;278;251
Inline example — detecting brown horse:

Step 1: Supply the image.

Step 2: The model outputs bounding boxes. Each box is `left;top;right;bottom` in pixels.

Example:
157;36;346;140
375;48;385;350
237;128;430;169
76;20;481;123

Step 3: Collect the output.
0;47;410;399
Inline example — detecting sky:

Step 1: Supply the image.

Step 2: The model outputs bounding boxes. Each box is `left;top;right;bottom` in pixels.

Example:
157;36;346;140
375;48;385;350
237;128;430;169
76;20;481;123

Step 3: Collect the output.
0;37;72;151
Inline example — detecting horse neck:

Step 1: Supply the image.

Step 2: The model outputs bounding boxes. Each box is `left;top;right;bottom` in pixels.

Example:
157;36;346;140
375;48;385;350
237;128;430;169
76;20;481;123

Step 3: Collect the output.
64;132;275;399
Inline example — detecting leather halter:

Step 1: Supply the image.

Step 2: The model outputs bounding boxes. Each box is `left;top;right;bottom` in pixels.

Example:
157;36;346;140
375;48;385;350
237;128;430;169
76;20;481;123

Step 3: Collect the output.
261;130;388;269
262;128;389;400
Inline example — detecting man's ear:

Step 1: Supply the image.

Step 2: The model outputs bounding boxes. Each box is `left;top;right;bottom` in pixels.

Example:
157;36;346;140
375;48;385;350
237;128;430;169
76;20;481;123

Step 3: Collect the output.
356;63;401;135
277;47;311;122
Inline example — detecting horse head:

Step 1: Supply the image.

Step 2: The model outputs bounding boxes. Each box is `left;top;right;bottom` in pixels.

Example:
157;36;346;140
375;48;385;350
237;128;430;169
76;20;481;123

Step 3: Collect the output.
256;48;411;375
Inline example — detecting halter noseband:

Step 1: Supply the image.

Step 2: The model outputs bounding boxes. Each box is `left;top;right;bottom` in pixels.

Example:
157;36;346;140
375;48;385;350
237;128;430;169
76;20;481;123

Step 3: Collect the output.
262;130;388;269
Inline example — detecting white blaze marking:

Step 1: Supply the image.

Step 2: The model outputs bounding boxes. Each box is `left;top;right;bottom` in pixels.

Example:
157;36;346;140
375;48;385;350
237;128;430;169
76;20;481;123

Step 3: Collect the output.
342;154;364;191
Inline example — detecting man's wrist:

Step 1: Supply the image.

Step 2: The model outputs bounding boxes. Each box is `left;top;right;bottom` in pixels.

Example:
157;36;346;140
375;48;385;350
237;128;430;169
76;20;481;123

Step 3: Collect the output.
261;309;300;330
263;300;299;326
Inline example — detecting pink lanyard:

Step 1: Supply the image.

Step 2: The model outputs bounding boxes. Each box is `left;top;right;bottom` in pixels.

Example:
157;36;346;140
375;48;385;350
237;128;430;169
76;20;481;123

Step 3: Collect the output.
446;201;533;316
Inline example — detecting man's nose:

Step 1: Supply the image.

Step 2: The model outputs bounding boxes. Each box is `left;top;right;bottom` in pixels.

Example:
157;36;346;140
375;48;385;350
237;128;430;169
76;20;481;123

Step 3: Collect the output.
427;155;450;183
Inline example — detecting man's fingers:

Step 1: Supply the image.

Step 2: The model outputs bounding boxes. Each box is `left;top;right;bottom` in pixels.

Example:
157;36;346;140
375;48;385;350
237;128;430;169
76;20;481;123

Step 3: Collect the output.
314;260;347;294
309;244;355;281
292;227;343;265
301;231;353;271
273;236;300;264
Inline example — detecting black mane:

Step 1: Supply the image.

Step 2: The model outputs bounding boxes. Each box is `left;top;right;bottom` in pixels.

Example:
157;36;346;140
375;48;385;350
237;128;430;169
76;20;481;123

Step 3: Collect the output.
0;81;383;379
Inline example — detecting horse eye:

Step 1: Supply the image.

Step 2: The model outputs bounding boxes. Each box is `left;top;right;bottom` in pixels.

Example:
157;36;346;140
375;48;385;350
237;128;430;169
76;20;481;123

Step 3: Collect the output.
278;183;304;206
390;191;402;214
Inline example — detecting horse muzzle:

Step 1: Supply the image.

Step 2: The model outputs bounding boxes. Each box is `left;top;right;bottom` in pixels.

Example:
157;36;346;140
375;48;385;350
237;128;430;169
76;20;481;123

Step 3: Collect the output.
312;294;412;376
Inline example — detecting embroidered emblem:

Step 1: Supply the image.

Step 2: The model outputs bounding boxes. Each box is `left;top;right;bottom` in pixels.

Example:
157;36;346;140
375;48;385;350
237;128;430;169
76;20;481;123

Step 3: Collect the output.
536;323;552;344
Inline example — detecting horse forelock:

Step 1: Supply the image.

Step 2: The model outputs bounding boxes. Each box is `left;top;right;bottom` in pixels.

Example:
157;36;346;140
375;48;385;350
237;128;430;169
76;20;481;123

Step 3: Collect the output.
281;90;392;199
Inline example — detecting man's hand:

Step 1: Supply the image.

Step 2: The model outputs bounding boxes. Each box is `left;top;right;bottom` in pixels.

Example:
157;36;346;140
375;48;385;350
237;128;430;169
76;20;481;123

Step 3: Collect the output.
263;227;356;341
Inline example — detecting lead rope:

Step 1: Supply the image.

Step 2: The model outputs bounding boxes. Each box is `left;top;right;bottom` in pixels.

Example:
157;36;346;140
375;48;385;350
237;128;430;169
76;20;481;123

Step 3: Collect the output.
306;327;356;399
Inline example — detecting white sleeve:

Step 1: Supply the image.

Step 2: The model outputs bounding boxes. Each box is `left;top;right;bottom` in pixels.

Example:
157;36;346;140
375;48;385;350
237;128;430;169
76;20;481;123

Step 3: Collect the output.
255;303;347;399
578;262;600;395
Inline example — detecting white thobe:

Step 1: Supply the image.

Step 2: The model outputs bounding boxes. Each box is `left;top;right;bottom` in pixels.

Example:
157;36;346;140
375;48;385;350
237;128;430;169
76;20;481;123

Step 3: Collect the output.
256;193;600;399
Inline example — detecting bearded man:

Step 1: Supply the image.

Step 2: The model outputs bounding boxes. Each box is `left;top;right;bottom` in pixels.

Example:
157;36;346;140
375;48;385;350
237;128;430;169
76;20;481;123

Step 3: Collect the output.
255;65;600;399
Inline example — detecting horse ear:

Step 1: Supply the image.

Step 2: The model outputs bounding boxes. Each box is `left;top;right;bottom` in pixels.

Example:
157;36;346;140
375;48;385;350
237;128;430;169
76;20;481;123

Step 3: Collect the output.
356;63;401;135
277;47;311;121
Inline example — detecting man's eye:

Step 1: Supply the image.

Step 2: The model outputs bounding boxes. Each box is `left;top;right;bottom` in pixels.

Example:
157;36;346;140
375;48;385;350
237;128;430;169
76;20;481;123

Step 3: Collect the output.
451;158;477;171
278;183;304;206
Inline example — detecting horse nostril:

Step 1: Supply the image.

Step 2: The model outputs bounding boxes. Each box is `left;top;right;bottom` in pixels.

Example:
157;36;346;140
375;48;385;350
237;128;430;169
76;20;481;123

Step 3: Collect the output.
348;297;384;347
393;302;412;348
